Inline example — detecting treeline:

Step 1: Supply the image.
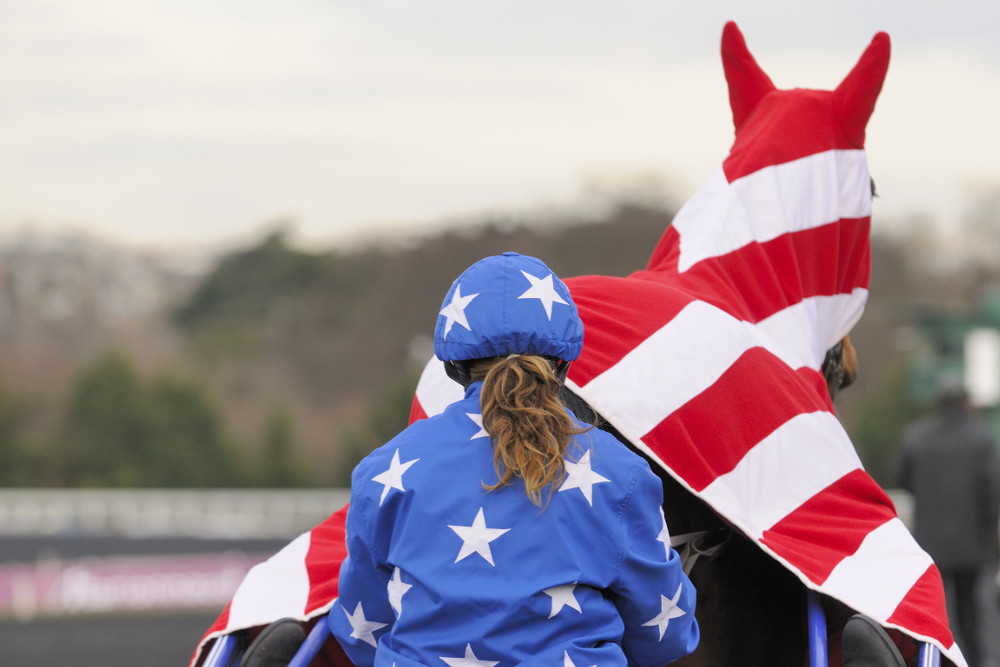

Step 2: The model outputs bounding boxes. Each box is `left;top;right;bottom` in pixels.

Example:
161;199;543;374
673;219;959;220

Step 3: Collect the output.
1;195;998;489
0;351;303;487
0;203;672;488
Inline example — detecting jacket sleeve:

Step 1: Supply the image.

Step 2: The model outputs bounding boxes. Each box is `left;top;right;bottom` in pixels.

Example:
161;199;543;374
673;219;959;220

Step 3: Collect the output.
610;465;700;666
328;463;395;666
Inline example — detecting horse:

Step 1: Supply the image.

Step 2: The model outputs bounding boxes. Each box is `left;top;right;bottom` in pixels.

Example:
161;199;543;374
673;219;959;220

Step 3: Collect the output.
192;21;963;667
535;22;957;666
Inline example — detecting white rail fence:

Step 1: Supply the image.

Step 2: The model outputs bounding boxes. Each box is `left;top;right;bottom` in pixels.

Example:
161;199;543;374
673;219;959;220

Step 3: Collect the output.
0;489;351;538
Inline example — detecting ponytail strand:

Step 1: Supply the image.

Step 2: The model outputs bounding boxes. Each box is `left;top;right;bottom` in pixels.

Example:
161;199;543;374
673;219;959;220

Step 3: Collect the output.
472;355;587;506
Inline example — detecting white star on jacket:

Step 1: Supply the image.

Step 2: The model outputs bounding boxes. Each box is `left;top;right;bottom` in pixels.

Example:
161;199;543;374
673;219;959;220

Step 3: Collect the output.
518;270;569;320
371;449;420;505
439;285;479;337
466;413;489;439
342;601;388;647
448;507;511;565
656;510;671;559
558;450;610;505
386;566;412;616
440;643;499;667
543;583;582;618
563;651;597;667
642;583;687;640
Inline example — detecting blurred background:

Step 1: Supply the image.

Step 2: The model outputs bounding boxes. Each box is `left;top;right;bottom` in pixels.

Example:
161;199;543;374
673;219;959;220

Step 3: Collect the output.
1;1;999;665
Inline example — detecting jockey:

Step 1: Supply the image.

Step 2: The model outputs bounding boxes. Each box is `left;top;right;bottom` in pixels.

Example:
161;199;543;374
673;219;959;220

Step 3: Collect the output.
327;252;700;666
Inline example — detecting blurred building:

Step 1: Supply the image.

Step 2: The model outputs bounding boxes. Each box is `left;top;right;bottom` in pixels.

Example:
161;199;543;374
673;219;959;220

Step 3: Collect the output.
0;227;204;339
907;286;1000;437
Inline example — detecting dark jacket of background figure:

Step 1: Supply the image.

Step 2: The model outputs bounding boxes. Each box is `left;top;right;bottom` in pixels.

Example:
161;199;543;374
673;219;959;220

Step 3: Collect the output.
898;402;1000;569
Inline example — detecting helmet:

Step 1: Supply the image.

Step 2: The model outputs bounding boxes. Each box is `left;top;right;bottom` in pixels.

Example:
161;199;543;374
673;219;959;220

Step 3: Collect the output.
434;252;584;363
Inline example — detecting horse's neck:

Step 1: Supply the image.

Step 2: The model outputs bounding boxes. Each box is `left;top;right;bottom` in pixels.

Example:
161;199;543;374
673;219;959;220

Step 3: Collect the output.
639;142;872;371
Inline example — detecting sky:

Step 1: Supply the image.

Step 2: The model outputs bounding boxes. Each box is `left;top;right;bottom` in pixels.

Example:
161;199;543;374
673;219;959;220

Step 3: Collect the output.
1;1;998;251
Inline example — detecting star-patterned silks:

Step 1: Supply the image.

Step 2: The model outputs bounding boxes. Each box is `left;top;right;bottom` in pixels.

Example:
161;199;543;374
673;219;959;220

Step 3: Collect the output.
518;270;569;320
342;601;388;647
432;253;584;364
558;450;610;505
371;449;420;505
642;583;687;640
466;413;489;439
656;510;671;559
440;644;499;667
563;651;597;667
448;507;511;566
387;567;412;616
439;285;479;339
330;382;698;666
543;583;582;618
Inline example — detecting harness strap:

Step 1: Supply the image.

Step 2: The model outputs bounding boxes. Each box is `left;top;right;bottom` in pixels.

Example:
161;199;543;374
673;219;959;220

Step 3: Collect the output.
671;528;731;576
670;531;708;548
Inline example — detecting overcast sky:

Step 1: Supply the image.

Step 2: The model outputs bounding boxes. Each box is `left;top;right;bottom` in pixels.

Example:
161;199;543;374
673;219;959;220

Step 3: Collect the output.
1;1;997;250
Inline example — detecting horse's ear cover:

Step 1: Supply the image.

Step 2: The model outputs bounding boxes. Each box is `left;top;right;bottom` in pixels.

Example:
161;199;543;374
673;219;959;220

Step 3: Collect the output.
834;32;891;148
721;21;776;133
722;21;891;147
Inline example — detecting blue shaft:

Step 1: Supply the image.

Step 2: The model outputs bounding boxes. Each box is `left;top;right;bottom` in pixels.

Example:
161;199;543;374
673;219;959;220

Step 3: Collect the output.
202;633;240;667
806;589;828;667
918;642;941;667
289;615;332;667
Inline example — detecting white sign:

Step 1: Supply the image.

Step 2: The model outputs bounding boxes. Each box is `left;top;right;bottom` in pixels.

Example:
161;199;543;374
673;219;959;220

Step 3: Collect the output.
965;327;1000;407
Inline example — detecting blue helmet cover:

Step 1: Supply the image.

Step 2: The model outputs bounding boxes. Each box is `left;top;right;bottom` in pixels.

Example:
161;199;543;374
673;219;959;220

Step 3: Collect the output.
433;252;584;362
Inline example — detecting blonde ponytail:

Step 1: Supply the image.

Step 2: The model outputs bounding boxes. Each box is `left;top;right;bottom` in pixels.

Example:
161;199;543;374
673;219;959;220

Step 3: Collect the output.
470;355;587;506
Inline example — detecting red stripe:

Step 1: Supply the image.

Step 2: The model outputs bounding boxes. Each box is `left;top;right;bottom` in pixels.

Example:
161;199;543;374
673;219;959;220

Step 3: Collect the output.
212;602;231;635
304;506;350;614
688;219;869;321
796;366;835;413
641;347;832;491
408;397;428;424
569;219;870;386
644;226;681;274
886;564;955;648
722;91;859;182
192;603;232;666
566;275;695;387
760;469;896;583
634;219;871;323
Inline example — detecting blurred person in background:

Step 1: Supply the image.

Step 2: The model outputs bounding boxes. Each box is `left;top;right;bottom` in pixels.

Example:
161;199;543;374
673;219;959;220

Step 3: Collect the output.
898;376;1000;666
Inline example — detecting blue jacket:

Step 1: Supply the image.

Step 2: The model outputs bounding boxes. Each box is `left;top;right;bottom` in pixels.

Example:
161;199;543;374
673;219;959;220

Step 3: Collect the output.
329;382;699;666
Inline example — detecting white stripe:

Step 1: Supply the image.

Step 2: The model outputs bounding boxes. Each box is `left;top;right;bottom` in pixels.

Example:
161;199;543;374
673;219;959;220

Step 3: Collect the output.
821;518;934;619
699;411;863;538
418;285;866;433
227;531;312;629
755;290;868;370
941;644;969;667
576;293;863;444
673;150;871;272
415;357;463;417
578;300;757;438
